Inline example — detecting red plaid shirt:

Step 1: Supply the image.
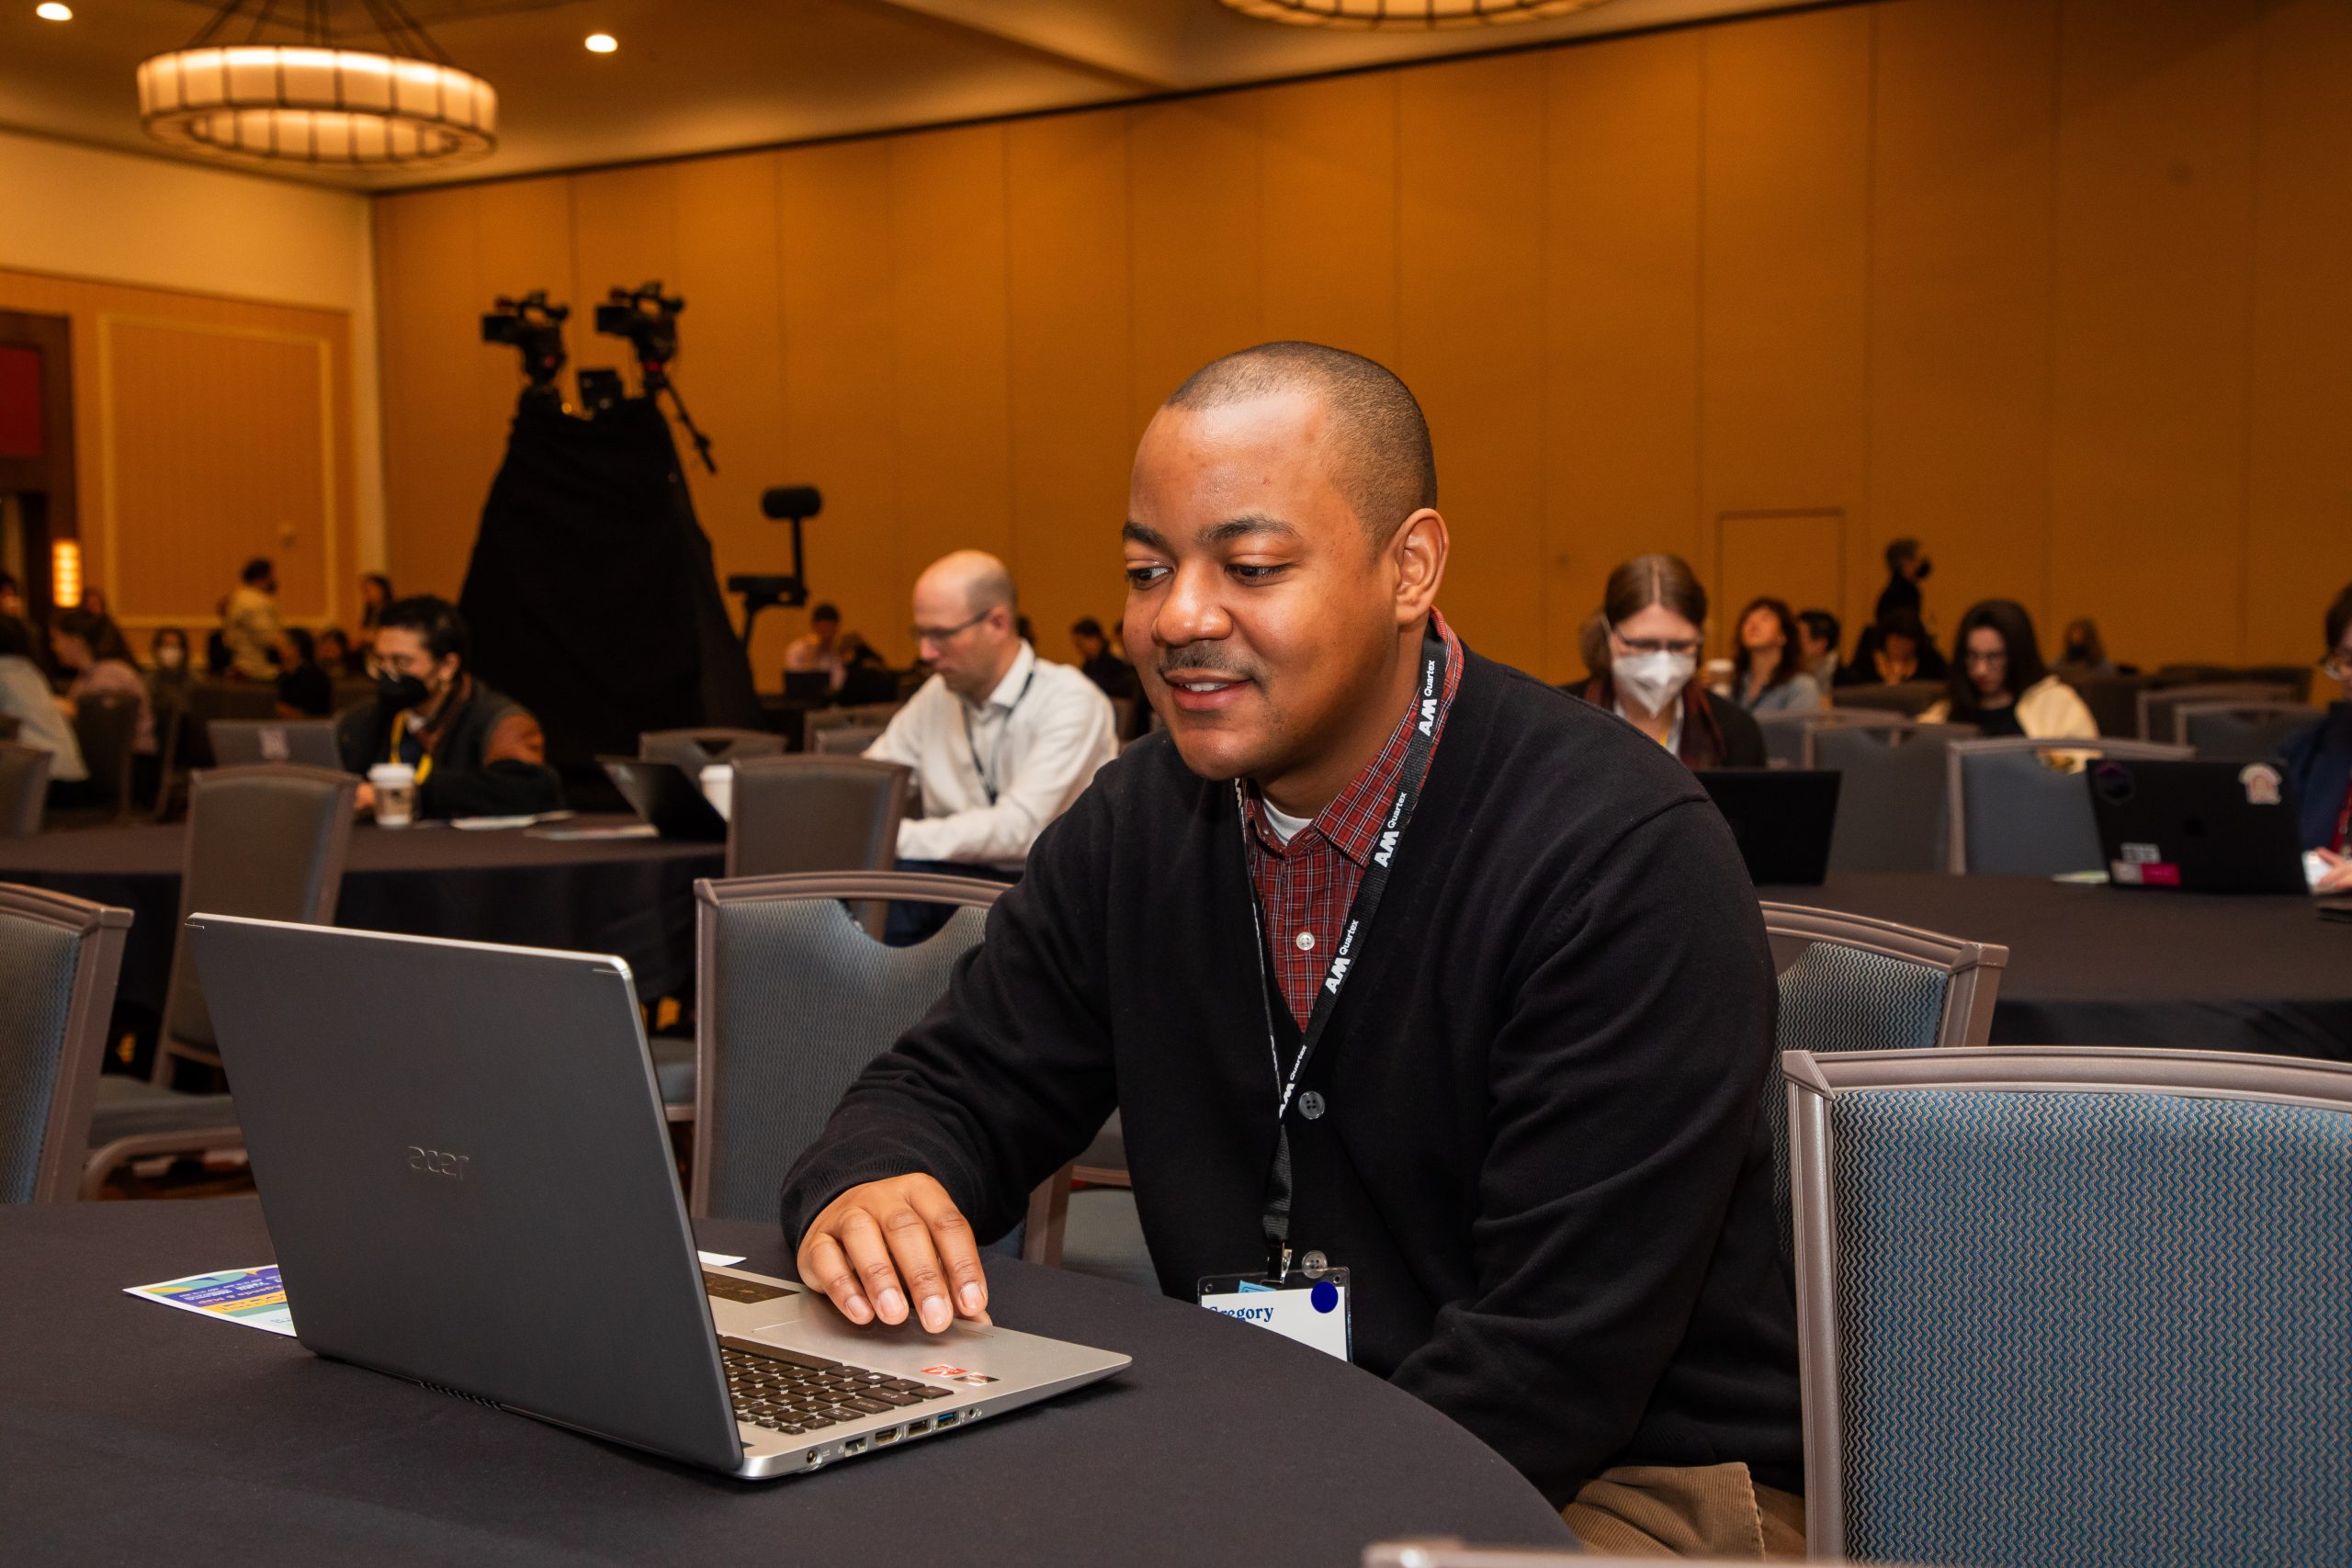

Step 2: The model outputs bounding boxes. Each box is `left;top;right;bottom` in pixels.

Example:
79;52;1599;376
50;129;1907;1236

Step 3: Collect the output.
1241;612;1464;1029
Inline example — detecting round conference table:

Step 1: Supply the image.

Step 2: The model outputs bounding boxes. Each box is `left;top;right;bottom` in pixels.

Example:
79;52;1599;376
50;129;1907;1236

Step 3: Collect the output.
1760;872;2352;1061
0;818;722;1014
3;1200;1572;1567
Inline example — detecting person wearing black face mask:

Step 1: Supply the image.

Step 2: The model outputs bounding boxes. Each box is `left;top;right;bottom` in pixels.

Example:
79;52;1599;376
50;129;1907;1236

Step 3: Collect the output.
334;594;561;819
1873;536;1932;626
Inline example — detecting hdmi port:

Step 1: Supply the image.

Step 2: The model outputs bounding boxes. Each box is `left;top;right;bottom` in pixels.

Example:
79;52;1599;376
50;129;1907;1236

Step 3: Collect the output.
875;1427;901;1446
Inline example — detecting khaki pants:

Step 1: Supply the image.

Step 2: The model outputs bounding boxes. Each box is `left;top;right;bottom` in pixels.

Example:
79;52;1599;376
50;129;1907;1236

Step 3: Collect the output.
1561;1463;1807;1560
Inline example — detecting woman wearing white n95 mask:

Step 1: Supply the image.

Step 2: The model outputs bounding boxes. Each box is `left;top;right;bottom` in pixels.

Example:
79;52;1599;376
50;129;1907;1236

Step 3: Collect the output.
1571;553;1767;771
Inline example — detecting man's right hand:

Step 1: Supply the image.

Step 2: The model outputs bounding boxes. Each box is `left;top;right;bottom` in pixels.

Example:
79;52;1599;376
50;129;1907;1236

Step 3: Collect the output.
795;1174;990;1335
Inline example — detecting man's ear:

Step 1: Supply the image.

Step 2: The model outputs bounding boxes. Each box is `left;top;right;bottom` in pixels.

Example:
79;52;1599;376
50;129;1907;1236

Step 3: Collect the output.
1389;509;1450;626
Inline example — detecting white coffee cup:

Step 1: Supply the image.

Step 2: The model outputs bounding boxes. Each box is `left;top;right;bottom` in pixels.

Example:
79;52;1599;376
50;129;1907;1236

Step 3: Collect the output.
700;762;734;822
368;762;418;828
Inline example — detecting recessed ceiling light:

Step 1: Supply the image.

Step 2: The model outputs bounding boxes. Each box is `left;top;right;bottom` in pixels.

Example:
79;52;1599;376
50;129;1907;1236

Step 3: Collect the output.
36;3;74;19
584;33;617;53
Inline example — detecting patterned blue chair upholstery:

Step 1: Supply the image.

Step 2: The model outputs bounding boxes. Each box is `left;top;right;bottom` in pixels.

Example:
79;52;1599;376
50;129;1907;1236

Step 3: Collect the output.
692;872;1070;1266
1786;1046;2352;1568
1759;904;2006;1269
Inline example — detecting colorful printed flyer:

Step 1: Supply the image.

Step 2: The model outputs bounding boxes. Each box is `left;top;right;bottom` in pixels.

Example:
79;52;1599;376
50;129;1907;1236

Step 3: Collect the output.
125;1267;295;1337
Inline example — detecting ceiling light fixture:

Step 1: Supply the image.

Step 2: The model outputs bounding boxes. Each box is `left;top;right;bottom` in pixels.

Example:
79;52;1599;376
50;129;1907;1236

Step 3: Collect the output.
137;0;496;169
1219;0;1613;26
35;3;73;19
583;33;616;54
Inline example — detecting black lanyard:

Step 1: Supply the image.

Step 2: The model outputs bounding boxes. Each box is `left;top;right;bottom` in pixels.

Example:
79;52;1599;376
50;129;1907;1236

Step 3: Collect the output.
959;664;1036;805
1238;621;1450;1278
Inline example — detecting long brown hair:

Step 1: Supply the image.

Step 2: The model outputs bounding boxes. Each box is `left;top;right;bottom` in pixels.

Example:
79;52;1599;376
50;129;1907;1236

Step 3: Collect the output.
1736;595;1803;691
1603;552;1708;633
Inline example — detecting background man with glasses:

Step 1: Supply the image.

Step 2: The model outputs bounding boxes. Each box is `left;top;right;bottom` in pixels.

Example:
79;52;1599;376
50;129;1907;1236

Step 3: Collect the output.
2282;581;2352;894
862;549;1118;940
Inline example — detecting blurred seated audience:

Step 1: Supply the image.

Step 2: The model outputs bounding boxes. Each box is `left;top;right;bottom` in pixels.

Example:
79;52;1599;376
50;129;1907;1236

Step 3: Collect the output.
1920;599;2097;740
274;627;335;718
1840;605;1948;688
785;602;848;694
221;558;283;681
315;626;361;677
147;626;192;692
1573;553;1764;769
1795;607;1841;690
1070;615;1139;703
0;615;85;784
50;606;155;755
2283;582;2352;893
1731;596;1824;716
834;630;899;705
357;572;393;659
338;595;562;820
2055;616;2118;676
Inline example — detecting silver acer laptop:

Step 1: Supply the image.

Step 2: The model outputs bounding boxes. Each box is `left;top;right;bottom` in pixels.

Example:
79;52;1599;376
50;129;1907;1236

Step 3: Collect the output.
186;915;1130;1480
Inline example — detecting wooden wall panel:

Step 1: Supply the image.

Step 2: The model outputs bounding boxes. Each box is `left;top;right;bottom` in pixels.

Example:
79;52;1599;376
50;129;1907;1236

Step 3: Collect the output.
1544;28;1705;679
367;0;2349;683
0;266;354;630
888;126;1014;610
777;141;906;663
2048;0;2258;667
1699;5;1874;655
1398;53;1548;676
1867;0;2059;648
1127;95;1264;422
1007;113;1133;661
2243;0;2352;670
1259;73;1400;364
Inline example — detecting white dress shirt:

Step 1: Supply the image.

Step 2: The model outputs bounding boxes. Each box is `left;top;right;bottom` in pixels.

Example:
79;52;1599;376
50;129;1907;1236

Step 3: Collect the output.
865;641;1118;871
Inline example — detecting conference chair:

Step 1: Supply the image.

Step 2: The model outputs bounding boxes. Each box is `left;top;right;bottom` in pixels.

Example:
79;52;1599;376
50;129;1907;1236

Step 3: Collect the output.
1786;1045;2352;1568
1804;716;1976;874
152;680;279;820
0;885;130;1202
2172;700;2318;763
638;727;786;775
1753;711;1841;770
0;741;51;838
688;871;1069;1266
2238;662;2315;703
1363;1552;1830;1568
1757;903;2006;1269
802;702;902;751
84;764;356;1197
1946;737;2190;876
725;754;909;880
67;691;142;823
2136;681;2293;745
1828;680;1944;717
2056;670;2147;738
810;724;886;756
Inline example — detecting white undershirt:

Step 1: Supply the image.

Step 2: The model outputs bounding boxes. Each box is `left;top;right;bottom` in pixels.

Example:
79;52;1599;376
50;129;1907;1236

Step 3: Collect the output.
1260;797;1313;846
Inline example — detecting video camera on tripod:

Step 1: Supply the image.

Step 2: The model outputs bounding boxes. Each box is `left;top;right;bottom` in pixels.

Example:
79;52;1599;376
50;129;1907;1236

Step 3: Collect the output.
480;291;570;394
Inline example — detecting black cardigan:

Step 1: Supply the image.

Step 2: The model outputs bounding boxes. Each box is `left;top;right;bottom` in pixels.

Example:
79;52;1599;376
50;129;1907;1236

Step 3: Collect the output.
780;647;1802;1505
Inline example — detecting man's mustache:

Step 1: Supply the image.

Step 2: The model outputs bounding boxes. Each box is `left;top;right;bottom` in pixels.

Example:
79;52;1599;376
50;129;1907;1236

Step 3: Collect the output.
1154;644;1256;681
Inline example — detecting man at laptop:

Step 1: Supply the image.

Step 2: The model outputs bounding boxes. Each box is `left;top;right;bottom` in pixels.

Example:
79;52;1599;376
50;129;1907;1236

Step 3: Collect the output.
782;344;1801;1556
340;595;563;820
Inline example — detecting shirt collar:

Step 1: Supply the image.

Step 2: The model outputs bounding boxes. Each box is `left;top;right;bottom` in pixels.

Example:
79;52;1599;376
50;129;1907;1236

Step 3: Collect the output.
969;640;1036;716
1243;610;1463;868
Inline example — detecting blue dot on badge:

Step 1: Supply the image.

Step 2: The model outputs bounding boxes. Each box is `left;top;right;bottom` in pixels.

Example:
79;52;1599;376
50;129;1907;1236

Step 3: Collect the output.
1310;1279;1339;1314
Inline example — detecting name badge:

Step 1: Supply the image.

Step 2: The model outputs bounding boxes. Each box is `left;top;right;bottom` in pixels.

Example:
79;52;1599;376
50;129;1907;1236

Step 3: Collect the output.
1196;1268;1352;1362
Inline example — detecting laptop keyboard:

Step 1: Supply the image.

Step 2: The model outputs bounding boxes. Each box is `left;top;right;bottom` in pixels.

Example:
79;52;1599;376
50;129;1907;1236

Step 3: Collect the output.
720;1337;956;1437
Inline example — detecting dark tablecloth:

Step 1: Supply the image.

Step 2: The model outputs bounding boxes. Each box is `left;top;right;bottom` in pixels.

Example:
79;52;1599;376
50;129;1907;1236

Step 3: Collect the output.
1;1201;1570;1566
0;818;722;1013
1761;873;2352;1060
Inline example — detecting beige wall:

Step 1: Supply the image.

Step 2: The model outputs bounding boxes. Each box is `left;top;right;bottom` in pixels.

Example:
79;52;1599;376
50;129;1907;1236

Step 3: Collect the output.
0;130;379;628
373;0;2352;683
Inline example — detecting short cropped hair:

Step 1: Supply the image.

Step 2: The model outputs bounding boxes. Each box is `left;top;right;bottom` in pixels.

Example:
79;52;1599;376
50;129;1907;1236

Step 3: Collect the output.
810;603;840;625
1165;342;1436;543
379;594;469;668
1884;537;1921;572
1071;616;1104;640
242;558;275;586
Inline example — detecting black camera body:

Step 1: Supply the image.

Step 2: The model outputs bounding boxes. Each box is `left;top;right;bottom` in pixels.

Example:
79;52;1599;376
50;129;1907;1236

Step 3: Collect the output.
481;291;570;389
595;282;685;370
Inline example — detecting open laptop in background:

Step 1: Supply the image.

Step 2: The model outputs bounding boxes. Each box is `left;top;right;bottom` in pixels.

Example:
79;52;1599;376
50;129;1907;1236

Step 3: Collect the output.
207;719;346;771
535;758;728;842
185;916;1130;1480
1699;769;1842;887
2089;758;2313;895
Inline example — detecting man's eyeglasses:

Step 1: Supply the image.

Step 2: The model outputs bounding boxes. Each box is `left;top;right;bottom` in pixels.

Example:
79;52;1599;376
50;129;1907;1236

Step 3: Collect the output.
2324;649;2352;682
1611;631;1703;659
910;609;990;647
